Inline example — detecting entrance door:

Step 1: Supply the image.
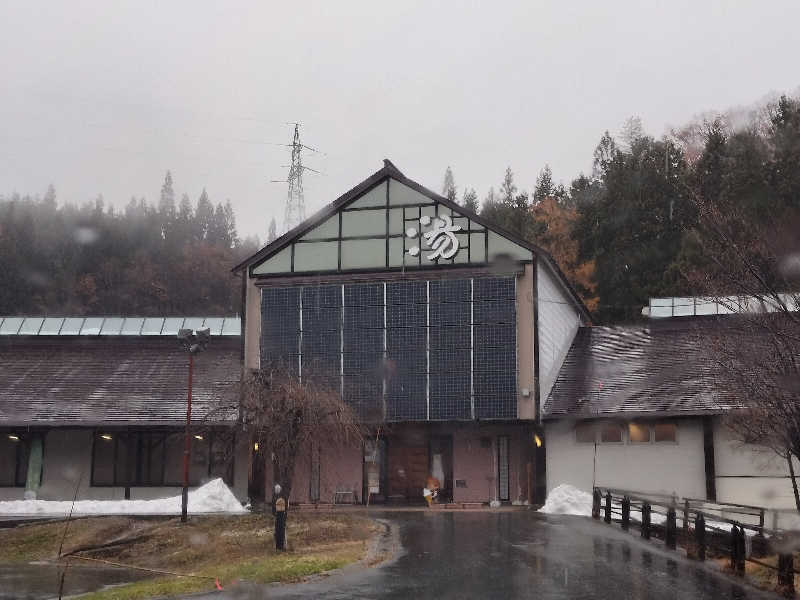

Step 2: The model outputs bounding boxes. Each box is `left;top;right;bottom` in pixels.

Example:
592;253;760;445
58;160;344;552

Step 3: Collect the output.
363;438;387;503
497;435;510;502
429;435;453;502
387;439;428;502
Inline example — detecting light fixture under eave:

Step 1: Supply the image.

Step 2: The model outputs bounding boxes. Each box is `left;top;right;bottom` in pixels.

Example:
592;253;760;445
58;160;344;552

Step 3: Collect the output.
100;434;113;441
253;442;259;451
8;434;19;441
534;434;542;448
194;435;204;441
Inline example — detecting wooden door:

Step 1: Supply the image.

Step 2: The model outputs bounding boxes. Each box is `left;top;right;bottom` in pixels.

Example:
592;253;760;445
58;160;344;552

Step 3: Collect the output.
387;442;428;501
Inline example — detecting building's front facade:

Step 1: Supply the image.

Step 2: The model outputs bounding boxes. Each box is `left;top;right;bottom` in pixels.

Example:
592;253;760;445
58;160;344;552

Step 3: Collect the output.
235;160;590;505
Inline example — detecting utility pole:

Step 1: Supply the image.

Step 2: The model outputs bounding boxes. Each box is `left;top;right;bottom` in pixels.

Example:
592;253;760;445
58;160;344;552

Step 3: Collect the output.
177;327;210;523
272;123;324;233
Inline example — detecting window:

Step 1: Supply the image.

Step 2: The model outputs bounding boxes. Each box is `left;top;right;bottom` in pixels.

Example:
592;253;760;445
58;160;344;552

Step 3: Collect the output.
600;423;623;443
575;423;596;443
654;423;677;443
92;430;235;487
0;432;32;487
628;422;651;443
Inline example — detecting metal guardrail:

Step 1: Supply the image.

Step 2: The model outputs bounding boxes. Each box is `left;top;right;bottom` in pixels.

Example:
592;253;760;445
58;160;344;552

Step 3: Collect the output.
593;487;796;595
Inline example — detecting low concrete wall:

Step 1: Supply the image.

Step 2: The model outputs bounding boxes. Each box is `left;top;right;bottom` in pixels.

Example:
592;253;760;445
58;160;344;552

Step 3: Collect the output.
544;418;707;499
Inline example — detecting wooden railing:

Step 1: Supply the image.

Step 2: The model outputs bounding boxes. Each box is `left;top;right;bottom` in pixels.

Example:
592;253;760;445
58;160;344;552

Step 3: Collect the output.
593;487;796;596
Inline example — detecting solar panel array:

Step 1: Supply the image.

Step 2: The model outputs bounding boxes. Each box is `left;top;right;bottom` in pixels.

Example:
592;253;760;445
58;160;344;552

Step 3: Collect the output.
260;277;517;421
0;316;240;336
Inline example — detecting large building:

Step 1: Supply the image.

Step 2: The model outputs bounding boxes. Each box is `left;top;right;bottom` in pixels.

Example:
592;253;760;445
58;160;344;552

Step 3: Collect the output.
234;160;590;505
1;161;795;514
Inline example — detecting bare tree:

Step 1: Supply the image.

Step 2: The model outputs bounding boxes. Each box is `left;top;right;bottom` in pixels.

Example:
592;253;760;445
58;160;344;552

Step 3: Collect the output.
689;190;800;510
239;362;365;510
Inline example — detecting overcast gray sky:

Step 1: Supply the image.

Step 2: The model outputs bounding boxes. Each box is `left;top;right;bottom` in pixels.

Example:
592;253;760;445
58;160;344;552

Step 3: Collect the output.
1;0;799;240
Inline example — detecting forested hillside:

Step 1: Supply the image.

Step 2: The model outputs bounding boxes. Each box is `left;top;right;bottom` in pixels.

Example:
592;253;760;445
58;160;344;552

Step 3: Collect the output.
3;94;798;322
459;94;800;323
0;172;258;316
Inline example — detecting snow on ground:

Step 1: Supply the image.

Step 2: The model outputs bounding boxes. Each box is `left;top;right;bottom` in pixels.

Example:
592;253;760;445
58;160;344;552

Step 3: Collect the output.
538;484;593;516
0;478;246;517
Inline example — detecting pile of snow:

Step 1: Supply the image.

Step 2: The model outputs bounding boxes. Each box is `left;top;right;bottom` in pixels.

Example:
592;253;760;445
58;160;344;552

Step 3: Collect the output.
539;484;593;516
0;478;246;517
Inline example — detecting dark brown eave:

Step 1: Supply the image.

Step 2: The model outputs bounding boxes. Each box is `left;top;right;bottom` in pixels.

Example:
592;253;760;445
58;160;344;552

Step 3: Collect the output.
543;408;736;422
232;158;591;322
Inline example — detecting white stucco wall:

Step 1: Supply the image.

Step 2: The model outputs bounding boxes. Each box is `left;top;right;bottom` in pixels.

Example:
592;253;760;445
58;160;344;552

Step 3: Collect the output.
713;418;799;510
536;260;581;402
544;418;707;499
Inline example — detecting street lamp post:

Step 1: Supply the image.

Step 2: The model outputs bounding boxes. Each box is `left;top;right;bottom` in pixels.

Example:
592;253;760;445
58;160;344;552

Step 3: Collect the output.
177;327;210;523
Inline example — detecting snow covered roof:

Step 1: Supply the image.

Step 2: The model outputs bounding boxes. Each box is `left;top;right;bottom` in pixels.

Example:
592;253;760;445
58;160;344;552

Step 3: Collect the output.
0;336;240;426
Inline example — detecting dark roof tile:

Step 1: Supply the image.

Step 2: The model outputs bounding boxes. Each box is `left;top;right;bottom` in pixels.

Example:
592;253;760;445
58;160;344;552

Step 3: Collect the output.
543;318;741;419
0;337;240;426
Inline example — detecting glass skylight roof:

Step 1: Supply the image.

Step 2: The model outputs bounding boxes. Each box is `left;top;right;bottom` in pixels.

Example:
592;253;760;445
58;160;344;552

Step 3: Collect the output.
80;318;104;335
182;317;205;332
121;317;145;335
60;318;84;335
141;318;165;335
100;318;124;335
161;318;185;335
0;316;240;336
221;317;241;336
18;317;44;335
39;317;65;335
202;318;224;335
0;317;24;335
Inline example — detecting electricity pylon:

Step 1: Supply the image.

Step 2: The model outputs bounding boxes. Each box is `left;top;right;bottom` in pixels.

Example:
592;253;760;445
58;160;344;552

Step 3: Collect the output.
283;124;305;232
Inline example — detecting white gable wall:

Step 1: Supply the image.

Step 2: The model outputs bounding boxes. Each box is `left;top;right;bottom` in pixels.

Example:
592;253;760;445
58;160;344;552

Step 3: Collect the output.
537;259;582;402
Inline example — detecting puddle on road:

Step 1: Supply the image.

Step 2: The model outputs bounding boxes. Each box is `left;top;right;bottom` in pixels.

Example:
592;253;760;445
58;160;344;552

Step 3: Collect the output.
0;562;152;599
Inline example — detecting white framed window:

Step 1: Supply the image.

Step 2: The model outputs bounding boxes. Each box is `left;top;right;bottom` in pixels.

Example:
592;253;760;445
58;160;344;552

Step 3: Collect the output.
599;423;624;444
627;422;651;443
654;423;677;443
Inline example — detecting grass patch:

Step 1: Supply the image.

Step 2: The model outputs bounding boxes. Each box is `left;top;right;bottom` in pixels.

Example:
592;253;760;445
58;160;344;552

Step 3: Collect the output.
714;553;799;595
77;543;365;600
0;513;379;599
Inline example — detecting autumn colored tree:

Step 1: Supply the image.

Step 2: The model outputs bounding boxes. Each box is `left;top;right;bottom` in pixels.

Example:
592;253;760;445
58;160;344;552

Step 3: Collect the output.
531;197;598;312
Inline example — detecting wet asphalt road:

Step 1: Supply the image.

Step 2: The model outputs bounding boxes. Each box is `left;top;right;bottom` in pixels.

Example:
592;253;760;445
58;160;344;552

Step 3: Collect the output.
0;562;151;600
197;511;778;600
